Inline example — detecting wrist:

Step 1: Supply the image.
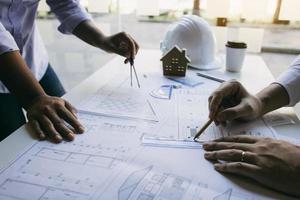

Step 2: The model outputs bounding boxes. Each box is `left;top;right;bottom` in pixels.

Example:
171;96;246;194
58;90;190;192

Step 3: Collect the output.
252;95;264;117
95;34;107;49
24;93;48;110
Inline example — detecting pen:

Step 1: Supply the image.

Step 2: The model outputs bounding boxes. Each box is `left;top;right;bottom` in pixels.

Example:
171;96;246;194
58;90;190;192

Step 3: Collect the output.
196;72;225;83
193;118;213;141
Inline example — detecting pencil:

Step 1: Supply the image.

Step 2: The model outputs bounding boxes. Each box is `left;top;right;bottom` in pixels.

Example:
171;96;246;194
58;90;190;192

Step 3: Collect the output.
196;72;225;83
193;118;214;141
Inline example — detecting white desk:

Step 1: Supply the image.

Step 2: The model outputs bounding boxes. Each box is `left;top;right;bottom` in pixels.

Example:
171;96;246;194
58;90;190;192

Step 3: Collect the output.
0;49;299;198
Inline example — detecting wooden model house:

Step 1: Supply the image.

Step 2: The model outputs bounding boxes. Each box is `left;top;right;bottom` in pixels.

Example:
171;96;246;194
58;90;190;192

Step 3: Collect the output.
160;45;191;77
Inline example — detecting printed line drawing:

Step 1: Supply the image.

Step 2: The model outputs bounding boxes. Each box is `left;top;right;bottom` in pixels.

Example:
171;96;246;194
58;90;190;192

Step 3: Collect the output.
35;148;123;169
213;189;232;200
118;165;235;200
0;179;88;200
118;166;153;200
78;95;158;122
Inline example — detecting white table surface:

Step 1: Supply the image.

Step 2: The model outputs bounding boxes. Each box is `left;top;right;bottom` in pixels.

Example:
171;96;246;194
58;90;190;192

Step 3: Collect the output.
0;49;299;171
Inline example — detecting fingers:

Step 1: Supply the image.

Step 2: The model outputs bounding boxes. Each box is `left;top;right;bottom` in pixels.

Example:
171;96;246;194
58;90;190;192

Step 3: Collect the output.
208;94;223;119
124;39;139;64
216;100;253;122
56;105;85;134
64;100;78;118
214;135;259;143
203;141;253;151
28;120;46;140
44;108;75;141
125;35;136;59
126;33;139;59
26;96;85;143
208;80;246;119
54;122;75;141
38;116;63;143
214;162;261;181
204;149;258;164
112;32;139;60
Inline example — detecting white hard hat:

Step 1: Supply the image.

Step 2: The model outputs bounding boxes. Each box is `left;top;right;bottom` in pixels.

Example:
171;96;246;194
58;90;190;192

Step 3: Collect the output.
160;15;222;70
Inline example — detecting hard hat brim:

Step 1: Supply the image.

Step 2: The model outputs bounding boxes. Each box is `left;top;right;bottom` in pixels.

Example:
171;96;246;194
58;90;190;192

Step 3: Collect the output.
188;56;223;71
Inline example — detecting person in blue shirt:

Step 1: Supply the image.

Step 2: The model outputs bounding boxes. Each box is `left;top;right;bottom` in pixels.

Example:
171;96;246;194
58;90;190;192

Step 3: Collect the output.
0;0;139;143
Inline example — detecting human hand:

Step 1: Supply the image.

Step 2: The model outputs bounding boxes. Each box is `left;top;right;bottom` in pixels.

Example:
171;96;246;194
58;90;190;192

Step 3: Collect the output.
99;32;139;64
203;136;300;197
209;80;263;123
26;95;85;143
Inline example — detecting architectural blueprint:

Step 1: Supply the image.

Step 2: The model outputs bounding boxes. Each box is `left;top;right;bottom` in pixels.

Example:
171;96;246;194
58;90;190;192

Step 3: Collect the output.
99;146;297;200
78;88;158;122
0;113;143;200
142;88;276;148
0;67;296;200
117;165;239;200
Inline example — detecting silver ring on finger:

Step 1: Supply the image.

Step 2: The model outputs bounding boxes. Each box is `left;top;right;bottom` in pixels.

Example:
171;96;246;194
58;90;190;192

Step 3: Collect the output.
241;151;246;162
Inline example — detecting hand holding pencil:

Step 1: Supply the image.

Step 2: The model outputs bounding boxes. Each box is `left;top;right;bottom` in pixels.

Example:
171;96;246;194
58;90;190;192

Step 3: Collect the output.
194;80;263;141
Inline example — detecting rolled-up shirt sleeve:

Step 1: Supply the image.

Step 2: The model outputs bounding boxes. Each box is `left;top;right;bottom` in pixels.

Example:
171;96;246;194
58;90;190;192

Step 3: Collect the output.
46;0;92;34
0;22;19;55
275;55;300;106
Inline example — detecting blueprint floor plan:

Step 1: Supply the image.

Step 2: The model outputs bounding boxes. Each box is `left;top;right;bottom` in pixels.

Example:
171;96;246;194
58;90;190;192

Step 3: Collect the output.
0;70;297;200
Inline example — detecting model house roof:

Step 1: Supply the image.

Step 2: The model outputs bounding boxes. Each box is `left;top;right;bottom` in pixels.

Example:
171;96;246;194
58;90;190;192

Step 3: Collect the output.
160;45;191;63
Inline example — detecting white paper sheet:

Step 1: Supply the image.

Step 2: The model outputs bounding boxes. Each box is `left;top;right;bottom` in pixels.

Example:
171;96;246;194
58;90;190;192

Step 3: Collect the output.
100;147;297;200
0;113;143;200
142;87;277;148
78;88;158;122
0;67;296;199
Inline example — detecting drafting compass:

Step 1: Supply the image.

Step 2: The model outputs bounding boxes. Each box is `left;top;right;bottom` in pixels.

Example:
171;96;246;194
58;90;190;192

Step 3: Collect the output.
129;58;140;88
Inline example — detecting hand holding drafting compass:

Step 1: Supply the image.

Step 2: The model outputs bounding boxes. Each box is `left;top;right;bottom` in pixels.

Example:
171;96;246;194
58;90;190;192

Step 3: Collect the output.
129;58;140;88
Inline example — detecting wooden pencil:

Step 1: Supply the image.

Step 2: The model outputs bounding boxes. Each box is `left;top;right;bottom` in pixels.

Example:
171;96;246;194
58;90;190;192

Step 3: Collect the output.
193;118;214;141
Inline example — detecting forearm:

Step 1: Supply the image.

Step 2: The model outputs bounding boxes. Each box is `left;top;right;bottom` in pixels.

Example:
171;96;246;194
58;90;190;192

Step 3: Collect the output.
0;51;46;109
73;20;138;61
72;20;105;49
256;83;289;116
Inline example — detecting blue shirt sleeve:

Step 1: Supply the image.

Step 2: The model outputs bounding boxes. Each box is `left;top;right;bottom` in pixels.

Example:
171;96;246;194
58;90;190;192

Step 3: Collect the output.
46;0;92;34
0;22;19;55
275;55;300;106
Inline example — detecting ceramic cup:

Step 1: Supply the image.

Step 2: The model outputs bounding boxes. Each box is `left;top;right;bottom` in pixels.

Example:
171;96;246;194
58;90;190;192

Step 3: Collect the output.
225;41;247;72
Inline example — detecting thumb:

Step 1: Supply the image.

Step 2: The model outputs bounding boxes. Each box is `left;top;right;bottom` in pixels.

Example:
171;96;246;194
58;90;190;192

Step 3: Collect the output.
216;103;251;122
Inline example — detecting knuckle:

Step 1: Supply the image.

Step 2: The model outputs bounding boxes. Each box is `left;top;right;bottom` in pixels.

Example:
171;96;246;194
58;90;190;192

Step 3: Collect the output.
256;144;268;153
262;137;272;142
42;106;51;113
210;142;217;149
228;79;240;86
234;162;244;170
210;151;217;159
243;103;253;112
54;119;65;126
228;150;237;157
44;124;55;133
56;104;65;112
53;100;63;108
213;91;222;98
228;143;238;149
232;136;241;142
251;154;261;165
